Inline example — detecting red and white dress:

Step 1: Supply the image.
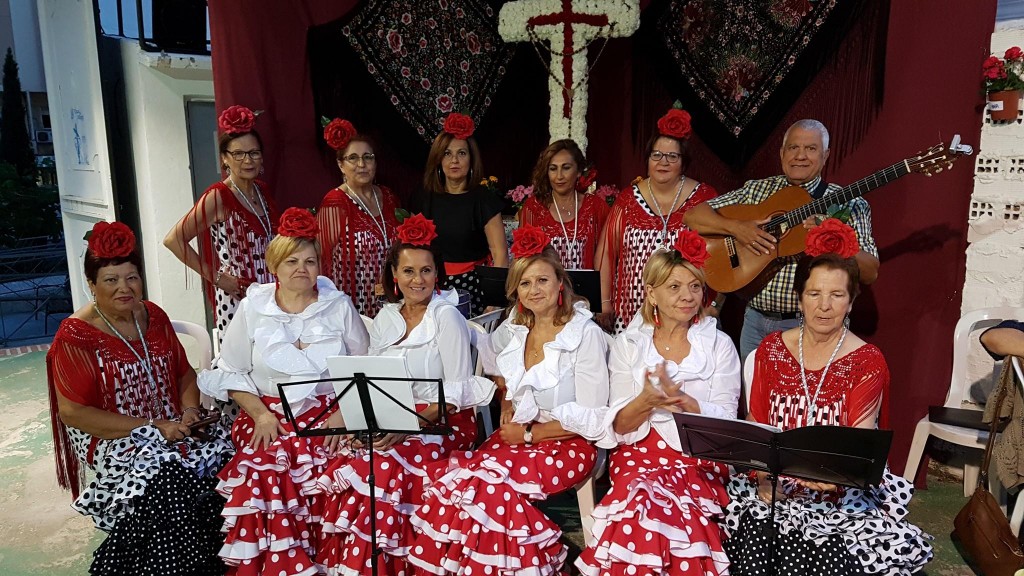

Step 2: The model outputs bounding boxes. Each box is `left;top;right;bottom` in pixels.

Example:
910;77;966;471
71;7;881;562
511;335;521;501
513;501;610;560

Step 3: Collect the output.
576;313;740;576
408;303;611;575
722;332;933;575
198;277;370;576
599;183;716;333
519;194;610;270
317;186;400;318
315;289;496;575
178;180;278;339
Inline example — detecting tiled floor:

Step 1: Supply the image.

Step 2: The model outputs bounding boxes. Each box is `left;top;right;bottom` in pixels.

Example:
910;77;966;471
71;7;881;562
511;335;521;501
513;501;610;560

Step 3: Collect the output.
0;348;978;575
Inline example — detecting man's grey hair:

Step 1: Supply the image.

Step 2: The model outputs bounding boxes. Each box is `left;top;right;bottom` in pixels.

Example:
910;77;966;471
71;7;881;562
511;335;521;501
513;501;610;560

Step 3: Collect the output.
783;119;829;151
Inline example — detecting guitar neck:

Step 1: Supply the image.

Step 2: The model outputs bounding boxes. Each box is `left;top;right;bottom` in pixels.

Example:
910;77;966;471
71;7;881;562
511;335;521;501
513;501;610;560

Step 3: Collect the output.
785;160;911;225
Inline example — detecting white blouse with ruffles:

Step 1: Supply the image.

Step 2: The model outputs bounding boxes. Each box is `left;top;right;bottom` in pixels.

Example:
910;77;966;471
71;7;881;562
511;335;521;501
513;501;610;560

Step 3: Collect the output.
198;276;370;415
369;289;495;410
605;312;741;452
485;302;613;448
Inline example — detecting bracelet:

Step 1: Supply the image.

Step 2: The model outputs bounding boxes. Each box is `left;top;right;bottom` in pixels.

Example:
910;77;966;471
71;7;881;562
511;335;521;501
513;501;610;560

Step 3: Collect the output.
147;417;154;428
601;299;612;303
181;407;201;420
213;270;224;287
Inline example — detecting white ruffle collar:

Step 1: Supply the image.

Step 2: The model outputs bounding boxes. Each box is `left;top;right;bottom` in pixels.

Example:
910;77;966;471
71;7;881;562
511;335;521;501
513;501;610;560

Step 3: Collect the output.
370;289;459;353
247;276;351;377
622;311;722;384
498;302;592;401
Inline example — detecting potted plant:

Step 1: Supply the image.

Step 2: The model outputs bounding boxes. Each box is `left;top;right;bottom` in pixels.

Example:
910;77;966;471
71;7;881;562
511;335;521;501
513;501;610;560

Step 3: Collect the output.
984;46;1024;121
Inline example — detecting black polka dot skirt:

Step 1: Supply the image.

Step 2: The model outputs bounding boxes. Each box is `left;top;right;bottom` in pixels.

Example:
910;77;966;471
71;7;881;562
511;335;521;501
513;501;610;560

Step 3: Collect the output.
90;460;227;575
447;270;483;317
722;470;933;575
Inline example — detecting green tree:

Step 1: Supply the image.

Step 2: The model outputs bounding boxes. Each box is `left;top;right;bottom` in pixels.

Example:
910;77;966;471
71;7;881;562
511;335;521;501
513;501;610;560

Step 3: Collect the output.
0;48;36;179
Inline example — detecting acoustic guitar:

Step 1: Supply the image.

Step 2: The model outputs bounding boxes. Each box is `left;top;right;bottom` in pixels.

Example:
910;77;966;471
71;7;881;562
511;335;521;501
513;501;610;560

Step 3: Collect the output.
703;135;974;294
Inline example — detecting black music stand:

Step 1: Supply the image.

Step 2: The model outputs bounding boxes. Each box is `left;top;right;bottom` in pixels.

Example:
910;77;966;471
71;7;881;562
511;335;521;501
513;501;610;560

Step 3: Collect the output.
278;374;453;576
674;413;892;576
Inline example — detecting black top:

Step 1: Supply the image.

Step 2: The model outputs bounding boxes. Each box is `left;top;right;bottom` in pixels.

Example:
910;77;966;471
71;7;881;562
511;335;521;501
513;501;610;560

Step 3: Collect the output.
417;186;505;263
981;320;1024;360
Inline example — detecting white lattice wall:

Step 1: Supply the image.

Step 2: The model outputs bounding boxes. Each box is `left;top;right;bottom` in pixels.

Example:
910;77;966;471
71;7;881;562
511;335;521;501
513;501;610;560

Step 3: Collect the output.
962;24;1024;393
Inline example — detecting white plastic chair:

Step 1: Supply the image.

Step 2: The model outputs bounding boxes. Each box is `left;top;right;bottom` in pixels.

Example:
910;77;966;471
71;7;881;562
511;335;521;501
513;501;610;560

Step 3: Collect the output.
903;307;1024;495
743;349;756;413
172;320;214;409
171;320;213;371
576;330;616;545
467;320;495;438
469;309;503;333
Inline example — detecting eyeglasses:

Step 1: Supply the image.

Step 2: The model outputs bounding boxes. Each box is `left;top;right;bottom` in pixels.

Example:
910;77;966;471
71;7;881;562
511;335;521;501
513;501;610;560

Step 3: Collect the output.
226;149;263;162
649;151;682;164
343;153;377;165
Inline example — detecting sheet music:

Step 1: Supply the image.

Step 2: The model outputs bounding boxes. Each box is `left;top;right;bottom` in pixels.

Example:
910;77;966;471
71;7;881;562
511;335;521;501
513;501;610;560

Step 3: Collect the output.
680;411;783;433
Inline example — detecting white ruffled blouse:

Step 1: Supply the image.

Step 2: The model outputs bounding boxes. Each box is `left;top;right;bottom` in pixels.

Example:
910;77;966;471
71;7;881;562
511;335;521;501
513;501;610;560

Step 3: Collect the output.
605;312;741;452
487;303;613;448
369;289;495;410
198;276;370;415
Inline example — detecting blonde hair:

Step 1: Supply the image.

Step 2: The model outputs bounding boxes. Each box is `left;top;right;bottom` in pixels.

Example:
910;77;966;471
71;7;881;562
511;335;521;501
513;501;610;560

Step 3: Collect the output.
639;250;706;326
265;236;321;274
505;246;579;328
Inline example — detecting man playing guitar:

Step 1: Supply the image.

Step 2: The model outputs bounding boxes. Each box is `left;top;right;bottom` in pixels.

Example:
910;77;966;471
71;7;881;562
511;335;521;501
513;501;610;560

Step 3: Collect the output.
684;119;880;359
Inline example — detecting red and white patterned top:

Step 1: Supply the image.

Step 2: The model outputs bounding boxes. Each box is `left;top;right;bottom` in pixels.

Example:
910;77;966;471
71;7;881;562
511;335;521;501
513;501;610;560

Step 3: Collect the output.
316;185;400;317
518;193;610;270
749;331;890;430
600;182;717;330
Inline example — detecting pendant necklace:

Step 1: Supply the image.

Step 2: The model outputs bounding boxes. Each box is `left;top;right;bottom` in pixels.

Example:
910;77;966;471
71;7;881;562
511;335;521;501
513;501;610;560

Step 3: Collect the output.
797;325;848;421
230;178;272;241
552;193;580;266
647;177;685;250
345;184;389;247
94;305;163;419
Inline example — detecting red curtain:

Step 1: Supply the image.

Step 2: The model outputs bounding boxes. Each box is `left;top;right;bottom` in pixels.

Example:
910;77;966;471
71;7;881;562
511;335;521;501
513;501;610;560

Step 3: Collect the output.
209;0;997;474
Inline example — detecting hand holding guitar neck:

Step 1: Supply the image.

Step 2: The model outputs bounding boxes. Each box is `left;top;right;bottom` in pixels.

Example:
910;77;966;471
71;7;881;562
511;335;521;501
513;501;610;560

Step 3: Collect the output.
729;217;777;256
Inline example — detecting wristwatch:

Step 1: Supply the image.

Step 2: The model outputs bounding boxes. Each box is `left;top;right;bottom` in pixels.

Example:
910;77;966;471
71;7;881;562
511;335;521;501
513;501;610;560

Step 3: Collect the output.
523;423;534;445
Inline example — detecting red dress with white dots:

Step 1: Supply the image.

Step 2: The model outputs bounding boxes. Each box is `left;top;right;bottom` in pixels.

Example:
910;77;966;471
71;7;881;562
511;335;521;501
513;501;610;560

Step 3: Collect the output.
408;305;611;575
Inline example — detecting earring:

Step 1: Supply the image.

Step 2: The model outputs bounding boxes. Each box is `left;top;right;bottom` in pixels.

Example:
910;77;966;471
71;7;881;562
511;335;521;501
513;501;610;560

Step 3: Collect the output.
259;166;265;176
517;301;524;314
436;285;441;295
394;284;400;297
224;166;231;176
557;288;563;307
469;167;474;182
653;305;661;327
436;167;444;181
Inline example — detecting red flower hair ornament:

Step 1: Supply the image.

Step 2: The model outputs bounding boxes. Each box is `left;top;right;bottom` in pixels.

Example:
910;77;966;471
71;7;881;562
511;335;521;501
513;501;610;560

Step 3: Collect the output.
396;213;438;246
323;118;357;151
87;221;136;259
277;207;320;240
218;105;258;134
510;224;551;259
443;112;475;140
657;107;692;140
576;167;598;192
671;230;710;269
805;218;860;259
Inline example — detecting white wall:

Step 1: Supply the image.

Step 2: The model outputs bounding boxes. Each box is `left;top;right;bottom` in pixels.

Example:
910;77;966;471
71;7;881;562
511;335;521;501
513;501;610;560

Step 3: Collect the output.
119;42;212;328
961;22;1024;391
37;0;118;307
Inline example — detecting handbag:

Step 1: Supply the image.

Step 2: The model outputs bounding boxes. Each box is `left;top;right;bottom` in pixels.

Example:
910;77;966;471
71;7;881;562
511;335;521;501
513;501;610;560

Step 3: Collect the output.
953;372;1024;575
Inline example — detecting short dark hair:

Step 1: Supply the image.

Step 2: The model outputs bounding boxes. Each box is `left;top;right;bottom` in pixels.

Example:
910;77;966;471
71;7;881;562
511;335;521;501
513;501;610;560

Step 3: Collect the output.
381;242;449;303
793;253;861;301
644;133;690;171
84;249;143;284
218;130;265;169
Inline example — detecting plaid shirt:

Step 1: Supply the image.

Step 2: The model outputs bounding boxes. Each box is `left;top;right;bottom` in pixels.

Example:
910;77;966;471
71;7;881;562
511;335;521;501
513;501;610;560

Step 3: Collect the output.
707;175;879;313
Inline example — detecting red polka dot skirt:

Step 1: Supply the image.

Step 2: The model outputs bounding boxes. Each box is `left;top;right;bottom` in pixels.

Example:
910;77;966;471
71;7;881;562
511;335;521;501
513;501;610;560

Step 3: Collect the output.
408;433;597;575
575;430;731;576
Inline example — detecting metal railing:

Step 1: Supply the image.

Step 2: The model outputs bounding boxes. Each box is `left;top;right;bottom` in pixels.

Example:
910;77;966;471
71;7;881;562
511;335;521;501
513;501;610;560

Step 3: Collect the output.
0;238;71;346
95;0;211;55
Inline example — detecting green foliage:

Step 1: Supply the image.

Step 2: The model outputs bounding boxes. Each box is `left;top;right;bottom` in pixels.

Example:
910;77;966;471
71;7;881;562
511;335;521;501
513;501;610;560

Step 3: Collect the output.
0;162;60;248
0;49;36;179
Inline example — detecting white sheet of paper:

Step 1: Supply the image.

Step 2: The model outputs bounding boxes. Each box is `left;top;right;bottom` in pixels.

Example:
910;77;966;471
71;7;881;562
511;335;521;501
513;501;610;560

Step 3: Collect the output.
326;356;419;432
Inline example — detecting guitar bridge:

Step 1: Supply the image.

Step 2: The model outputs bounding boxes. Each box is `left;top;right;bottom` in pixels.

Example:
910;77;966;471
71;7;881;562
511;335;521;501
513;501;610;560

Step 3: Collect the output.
726;237;740;269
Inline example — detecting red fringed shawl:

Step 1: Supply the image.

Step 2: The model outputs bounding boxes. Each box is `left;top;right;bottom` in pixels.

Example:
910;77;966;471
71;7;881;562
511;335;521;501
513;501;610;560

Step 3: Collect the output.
180;180;278;309
47;302;191;498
